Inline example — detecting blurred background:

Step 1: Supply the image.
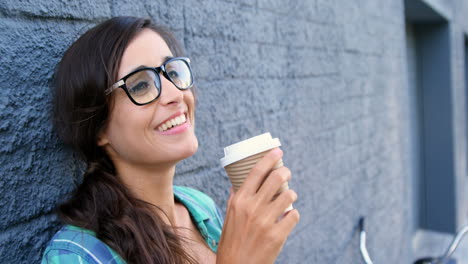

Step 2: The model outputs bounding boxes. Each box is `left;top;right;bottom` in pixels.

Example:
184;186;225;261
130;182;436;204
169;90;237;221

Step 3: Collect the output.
1;0;468;263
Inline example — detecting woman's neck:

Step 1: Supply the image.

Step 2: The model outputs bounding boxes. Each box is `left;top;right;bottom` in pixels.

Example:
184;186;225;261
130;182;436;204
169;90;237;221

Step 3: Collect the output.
115;161;178;225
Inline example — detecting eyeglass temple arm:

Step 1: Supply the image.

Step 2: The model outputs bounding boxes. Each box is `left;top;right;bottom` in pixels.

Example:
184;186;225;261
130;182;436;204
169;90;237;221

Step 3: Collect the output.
105;80;125;95
359;217;374;264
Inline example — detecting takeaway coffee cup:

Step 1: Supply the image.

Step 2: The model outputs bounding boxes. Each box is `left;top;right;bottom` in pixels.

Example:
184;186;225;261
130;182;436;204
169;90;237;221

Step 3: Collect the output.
220;133;293;211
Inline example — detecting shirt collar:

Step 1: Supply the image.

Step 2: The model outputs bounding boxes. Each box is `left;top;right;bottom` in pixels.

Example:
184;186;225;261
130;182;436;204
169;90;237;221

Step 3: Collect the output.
173;186;210;223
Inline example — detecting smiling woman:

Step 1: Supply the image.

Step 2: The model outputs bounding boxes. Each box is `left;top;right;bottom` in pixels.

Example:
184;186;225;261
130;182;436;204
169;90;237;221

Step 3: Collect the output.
42;16;299;264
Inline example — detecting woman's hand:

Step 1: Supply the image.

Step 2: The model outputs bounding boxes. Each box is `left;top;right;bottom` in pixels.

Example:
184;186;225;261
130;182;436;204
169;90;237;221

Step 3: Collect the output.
216;148;300;264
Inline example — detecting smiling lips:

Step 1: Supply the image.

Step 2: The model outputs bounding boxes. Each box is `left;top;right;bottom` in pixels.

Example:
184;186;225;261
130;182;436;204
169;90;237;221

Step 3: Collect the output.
157;113;187;132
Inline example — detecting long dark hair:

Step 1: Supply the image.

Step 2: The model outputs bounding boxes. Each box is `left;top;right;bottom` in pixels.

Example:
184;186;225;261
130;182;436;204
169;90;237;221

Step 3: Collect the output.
52;17;197;263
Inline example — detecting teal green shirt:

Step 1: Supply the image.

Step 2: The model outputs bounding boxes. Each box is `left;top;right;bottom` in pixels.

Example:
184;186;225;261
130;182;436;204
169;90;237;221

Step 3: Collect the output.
42;186;224;264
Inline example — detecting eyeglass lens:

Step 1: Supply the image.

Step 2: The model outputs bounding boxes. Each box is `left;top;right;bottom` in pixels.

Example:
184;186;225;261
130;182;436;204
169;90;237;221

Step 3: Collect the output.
126;59;192;104
165;60;192;88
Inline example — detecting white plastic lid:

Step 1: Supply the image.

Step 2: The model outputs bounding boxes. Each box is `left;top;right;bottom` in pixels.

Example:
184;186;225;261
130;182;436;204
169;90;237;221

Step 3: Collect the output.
220;133;281;167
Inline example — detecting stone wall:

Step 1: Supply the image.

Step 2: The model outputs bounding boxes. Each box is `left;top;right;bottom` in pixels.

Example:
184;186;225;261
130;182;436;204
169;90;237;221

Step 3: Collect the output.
1;0;468;263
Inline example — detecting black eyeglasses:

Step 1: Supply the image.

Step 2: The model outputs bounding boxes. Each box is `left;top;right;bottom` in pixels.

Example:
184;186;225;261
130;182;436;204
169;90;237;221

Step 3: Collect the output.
105;57;194;105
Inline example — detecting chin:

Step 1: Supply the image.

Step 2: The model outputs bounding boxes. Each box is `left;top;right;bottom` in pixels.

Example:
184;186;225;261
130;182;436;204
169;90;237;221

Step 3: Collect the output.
175;135;199;162
184;137;199;158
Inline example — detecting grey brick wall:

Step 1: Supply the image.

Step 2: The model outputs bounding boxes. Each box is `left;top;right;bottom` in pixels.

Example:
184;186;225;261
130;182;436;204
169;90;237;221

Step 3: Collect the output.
1;0;468;263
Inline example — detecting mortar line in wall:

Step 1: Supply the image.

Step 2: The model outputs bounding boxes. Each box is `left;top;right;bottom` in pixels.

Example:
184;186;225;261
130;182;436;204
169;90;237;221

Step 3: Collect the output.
293;190;363;236
296;141;394;182
207;0;337;27
343;48;387;58
196;72;341;83
176;164;221;179
280;147;401;235
108;0;115;17
315;117;383;138
329;222;364;262
215;0;258;9
0;11;106;24
0;211;58;233
314;186;372;226
188;33;342;51
196;74;338;82
0;7;11;17
255;8;337;27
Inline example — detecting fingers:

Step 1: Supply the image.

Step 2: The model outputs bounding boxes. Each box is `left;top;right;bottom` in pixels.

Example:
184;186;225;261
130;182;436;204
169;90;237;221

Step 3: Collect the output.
269;189;297;220
227;187;235;208
256;166;291;203
227;187;234;207
277;208;300;235
239;148;283;195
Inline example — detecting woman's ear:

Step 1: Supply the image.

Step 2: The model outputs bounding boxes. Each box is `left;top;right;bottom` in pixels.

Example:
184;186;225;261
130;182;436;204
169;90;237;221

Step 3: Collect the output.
97;129;109;147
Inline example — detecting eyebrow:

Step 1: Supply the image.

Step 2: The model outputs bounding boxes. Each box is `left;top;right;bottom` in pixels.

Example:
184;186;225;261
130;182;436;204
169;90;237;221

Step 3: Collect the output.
127;56;174;73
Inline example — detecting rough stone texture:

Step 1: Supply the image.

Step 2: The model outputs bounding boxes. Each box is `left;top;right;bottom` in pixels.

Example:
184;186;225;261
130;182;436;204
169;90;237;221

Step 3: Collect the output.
1;0;468;263
0;0;111;20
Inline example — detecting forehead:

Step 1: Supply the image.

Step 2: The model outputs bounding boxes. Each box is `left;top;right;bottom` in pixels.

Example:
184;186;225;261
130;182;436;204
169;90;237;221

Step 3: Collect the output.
118;29;173;79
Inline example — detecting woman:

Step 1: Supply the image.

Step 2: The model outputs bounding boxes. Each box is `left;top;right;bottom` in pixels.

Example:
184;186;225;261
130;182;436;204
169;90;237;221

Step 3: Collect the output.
42;16;299;264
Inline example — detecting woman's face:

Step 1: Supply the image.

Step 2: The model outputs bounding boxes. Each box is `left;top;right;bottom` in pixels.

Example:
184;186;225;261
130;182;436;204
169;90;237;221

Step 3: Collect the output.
99;29;198;169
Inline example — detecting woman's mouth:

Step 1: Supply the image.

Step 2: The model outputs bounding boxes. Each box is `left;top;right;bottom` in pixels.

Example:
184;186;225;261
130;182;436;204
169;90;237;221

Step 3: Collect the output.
157;113;187;132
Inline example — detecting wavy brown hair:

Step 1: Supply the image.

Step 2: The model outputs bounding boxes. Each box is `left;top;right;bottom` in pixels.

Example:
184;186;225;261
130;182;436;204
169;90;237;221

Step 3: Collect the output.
53;17;197;263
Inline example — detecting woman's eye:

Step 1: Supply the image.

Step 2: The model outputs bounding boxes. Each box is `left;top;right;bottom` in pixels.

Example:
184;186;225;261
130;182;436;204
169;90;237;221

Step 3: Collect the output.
168;70;179;79
129;81;150;94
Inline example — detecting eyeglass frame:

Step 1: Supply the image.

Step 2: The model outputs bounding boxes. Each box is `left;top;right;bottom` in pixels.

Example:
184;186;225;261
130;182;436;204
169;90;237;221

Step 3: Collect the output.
104;56;194;106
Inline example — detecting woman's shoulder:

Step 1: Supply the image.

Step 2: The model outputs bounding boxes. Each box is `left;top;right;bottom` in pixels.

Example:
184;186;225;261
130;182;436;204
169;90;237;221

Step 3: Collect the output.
173;185;224;252
42;225;126;264
173;185;216;204
173;185;223;218
173;186;224;223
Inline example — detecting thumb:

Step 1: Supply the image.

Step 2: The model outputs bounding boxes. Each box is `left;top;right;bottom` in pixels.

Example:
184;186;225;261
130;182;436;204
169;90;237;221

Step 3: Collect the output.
227;187;234;208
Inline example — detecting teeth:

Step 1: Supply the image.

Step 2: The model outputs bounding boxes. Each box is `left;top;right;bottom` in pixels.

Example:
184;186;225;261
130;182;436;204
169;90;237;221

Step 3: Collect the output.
158;114;187;132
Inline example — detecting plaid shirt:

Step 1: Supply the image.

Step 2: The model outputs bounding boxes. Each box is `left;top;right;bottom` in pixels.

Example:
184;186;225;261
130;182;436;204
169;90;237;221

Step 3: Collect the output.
42;186;224;264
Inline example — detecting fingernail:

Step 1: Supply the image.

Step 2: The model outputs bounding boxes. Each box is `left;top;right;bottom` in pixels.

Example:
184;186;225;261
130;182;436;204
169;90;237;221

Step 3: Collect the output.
271;148;282;156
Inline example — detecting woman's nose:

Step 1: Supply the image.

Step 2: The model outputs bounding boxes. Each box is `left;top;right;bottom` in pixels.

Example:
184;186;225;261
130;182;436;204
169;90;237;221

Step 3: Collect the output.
158;75;183;106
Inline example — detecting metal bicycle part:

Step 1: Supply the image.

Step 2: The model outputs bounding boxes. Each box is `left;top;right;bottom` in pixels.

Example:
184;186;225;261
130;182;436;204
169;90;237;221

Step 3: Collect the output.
435;225;468;264
414;257;438;264
359;217;374;264
357;218;467;264
413;225;468;264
